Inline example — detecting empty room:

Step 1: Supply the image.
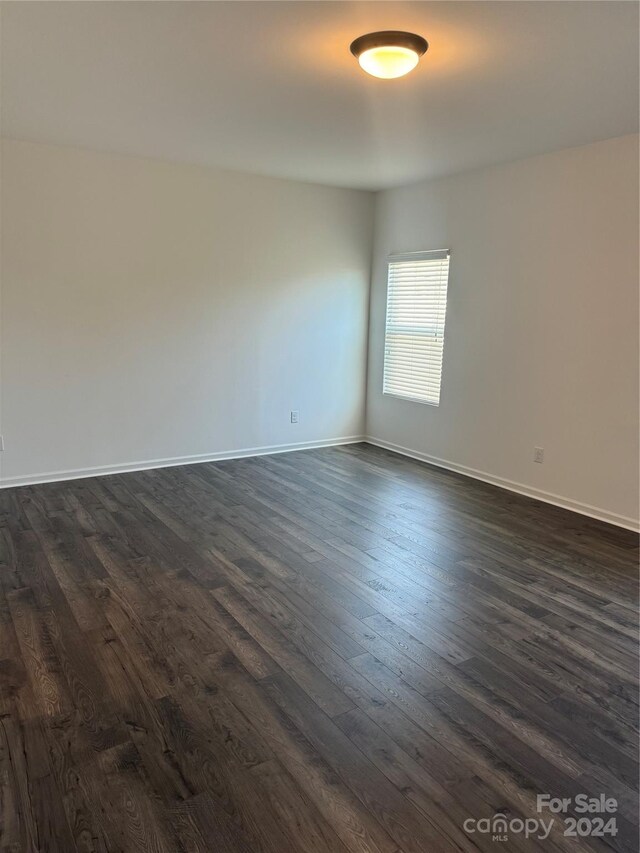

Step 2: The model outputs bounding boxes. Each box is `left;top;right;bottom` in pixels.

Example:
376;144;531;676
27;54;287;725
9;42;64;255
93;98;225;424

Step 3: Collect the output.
0;1;638;851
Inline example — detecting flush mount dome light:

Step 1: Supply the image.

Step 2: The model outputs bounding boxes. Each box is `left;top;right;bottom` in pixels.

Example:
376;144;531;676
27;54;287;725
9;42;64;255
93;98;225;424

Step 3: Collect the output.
350;31;428;79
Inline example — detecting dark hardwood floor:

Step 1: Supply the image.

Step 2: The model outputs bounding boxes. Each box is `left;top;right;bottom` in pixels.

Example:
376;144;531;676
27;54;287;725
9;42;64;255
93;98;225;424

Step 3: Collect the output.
0;443;638;852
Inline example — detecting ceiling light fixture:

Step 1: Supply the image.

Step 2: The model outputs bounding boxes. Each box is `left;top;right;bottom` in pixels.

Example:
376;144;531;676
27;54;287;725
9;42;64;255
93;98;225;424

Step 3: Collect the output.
350;31;428;79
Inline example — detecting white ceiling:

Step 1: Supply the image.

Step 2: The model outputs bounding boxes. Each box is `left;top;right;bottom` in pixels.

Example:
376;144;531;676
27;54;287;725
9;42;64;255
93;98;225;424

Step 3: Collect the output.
2;1;638;190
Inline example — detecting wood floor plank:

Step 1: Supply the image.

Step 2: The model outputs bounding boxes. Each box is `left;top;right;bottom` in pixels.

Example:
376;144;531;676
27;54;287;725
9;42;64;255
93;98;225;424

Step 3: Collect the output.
0;443;636;851
262;670;466;853
333;707;543;853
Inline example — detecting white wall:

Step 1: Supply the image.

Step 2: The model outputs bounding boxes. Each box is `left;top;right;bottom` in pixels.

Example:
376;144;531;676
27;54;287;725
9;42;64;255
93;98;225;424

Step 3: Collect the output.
0;139;373;483
366;135;639;528
3;135;638;529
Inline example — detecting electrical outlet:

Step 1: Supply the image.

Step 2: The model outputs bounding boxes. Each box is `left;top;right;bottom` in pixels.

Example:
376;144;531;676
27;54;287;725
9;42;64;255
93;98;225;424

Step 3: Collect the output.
534;446;544;464
290;410;299;424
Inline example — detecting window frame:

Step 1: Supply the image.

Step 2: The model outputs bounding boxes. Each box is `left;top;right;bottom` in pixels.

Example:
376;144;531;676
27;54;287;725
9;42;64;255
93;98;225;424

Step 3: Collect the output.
382;249;451;407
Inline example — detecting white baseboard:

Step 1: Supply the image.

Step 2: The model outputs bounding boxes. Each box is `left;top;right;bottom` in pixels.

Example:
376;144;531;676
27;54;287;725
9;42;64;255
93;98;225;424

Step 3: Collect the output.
0;435;365;490
2;433;636;533
364;436;639;533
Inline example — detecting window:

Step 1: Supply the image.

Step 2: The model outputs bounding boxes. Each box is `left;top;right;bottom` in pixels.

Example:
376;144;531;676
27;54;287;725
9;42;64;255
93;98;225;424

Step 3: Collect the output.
383;250;450;406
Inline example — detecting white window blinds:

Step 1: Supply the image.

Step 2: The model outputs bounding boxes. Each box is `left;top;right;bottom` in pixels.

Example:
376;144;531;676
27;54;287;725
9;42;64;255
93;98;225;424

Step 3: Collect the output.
383;250;450;406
